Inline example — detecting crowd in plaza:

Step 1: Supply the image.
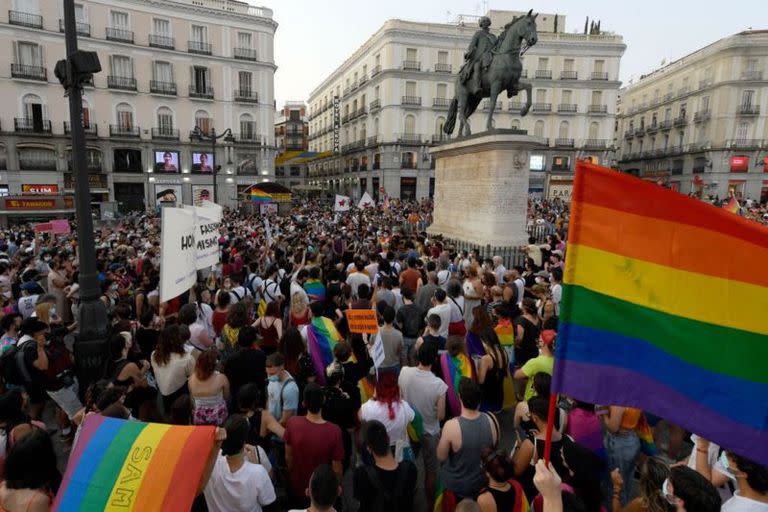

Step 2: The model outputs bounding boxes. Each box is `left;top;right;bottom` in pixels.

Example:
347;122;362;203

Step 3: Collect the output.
0;193;764;512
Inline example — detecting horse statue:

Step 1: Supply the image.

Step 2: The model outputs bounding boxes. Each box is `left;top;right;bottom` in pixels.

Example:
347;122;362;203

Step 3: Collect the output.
444;10;539;137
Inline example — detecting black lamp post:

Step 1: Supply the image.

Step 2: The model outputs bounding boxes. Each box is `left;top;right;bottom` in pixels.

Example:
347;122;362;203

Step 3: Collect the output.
56;0;108;390
191;126;233;203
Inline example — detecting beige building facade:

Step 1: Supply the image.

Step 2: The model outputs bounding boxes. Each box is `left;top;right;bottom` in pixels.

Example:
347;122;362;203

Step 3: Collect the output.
306;11;625;201
616;30;768;201
0;0;276;214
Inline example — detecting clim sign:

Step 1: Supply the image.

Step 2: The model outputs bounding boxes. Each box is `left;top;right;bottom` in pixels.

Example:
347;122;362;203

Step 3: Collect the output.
22;184;59;195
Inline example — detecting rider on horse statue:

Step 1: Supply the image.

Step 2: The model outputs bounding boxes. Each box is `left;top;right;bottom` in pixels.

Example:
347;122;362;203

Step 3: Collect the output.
460;16;497;95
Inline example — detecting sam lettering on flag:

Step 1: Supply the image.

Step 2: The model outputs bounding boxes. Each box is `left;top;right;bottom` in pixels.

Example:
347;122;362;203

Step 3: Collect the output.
547;159;768;465
334;194;351;212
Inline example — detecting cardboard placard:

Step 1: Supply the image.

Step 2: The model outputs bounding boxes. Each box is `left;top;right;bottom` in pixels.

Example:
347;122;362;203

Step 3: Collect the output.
345;309;379;334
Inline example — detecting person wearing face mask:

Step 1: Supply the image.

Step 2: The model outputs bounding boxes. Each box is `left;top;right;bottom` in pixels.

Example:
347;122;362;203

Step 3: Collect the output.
719;451;768;511
662;465;721;512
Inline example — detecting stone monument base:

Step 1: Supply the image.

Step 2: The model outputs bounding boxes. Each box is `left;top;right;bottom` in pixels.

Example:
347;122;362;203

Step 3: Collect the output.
427;130;547;247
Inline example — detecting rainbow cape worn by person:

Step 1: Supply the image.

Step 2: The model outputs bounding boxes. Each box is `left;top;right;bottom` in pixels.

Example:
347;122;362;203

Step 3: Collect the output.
303;278;326;302
553;160;768;464
53;415;215;511
440;351;476;417
306;316;343;385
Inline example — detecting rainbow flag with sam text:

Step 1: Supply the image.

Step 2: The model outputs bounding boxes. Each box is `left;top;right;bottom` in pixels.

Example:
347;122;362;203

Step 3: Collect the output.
54;415;215;511
553;160;768;464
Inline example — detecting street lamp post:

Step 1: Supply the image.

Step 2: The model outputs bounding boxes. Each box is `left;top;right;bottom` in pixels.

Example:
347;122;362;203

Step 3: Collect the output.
58;0;109;390
192;126;233;203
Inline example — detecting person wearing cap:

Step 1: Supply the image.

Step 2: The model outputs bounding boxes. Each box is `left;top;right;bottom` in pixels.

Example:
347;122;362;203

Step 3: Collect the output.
15;318;49;420
514;329;555;401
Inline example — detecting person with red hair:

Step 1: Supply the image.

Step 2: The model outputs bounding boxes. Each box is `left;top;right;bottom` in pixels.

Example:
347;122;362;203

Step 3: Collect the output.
188;348;230;426
359;372;415;458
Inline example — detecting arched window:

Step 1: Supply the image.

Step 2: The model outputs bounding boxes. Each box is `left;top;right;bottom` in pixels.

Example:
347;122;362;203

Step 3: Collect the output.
116;102;133;129
404;114;416;135
195;109;211;134
588;122;600;140
511;119;521;131
558;121;570;140
21;94;46;131
240;113;255;140
534;120;545;138
157;106;174;134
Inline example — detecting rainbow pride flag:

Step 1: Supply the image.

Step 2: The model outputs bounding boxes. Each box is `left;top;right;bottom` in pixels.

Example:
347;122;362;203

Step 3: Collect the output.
723;196;741;215
307;316;343;385
304;278;326;303
553;160;768;465
440;352;476;417
54;415;215;511
250;188;272;203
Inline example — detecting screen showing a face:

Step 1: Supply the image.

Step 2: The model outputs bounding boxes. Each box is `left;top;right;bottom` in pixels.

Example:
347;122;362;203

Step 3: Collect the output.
191;152;214;173
530;154;545;171
153;151;180;173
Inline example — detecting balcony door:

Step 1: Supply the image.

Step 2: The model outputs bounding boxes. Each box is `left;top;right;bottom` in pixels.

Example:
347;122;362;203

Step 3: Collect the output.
27;103;43;131
193;66;209;93
238;71;252;94
15;41;42;67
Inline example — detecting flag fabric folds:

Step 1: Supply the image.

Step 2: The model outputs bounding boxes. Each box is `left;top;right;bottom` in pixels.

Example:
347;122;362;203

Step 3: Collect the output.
53;415;215;511
440;352;476;417
334;194;350;212
358;192;375;209
723;196;741;215
553;160;768;464
306;316;343;385
250;189;272;203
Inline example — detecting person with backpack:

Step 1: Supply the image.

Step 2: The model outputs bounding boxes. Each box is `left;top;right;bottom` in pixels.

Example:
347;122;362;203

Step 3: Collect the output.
353;419;417;512
11;318;49;421
262;264;284;306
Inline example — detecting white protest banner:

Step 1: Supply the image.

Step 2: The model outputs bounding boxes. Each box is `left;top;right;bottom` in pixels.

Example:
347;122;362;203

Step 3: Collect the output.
184;201;223;270
371;332;385;369
357;191;375;209
334;194;351;212
160;207;197;302
264;217;273;247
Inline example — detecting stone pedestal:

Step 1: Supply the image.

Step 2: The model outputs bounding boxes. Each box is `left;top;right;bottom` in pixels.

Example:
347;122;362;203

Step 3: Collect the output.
428;131;547;247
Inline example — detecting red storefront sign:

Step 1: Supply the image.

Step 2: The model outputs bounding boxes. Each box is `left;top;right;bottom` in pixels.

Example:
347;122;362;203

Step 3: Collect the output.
730;156;749;172
22;184;59;194
5;198;57;209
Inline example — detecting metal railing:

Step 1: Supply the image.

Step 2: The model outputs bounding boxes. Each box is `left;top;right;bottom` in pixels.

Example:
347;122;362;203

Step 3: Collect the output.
560;70;578;80
739;104;760;116
64;122;97;136
106;27;134;43
59;19;89;36
554;138;574;147
367;135;379;146
534;69;552;79
590;71;608;80
19;158;56;171
110;125;140;137
149;34;174;49
402;60;421;71
14;118;52;134
234;88;259;102
151;127;179;140
646;123;659;133
188;40;212;55
433;97;451;108
659;119;672;130
532;103;551;112
9;10;42;28
234;47;258;61
588;104;607;114
694;110;710;122
673;115;688;127
401;96;422;106
149;80;176;95
108;76;137;91
583;139;606;149
369;99;381;111
434;63;452;73
397;133;423;144
371;65;381;77
11;63;47;81
557;103;577;113
727;139;762;149
189;85;214;99
740;70;763;81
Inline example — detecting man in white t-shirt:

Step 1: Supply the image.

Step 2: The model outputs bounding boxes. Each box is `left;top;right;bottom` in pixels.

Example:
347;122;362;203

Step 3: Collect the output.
345;260;371;299
262;264;283;305
17;282;44;318
719;449;768;512
426;288;451;340
399;341;447;510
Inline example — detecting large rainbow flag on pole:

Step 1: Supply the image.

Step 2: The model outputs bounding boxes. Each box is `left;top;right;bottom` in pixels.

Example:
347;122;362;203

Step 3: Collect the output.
54;415;215;511
306;316;343;385
250;188;272;203
553;160;768;464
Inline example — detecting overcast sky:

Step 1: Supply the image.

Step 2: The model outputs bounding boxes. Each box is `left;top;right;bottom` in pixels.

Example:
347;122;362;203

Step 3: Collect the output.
253;0;761;107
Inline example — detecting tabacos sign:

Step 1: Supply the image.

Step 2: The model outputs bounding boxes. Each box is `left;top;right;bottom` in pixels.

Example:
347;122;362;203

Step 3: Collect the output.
22;184;59;195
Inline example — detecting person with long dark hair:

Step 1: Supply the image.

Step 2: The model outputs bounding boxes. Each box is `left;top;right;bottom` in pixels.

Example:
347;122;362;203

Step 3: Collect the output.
0;429;60;511
477;448;529;512
477;327;509;414
611;457;673;512
151;324;195;414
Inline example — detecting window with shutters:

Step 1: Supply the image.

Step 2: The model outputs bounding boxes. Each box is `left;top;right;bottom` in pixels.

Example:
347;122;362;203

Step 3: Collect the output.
563;59;574;71
562;90;572;103
741;90;755;108
240;113;254;139
153;18;170;36
558;121;569;139
438;51;448;64
111;56;132;77
436;83;447;99
534;120;544;137
110;10;129;28
404;115;416;134
405;81;417;96
15;41;42;66
157;107;173;131
195;110;211;134
153;61;172;82
536;89;547;103
116;103;133;129
14;0;39;13
538;58;549;70
591;90;602;104
736;121;749;142
238;71;252;93
238;32;252;48
74;3;85;21
81;99;91;127
406;48;417;61
700;96;710;111
594;59;604;72
589;122;599;139
192;66;210;91
191;25;207;43
22;93;45;121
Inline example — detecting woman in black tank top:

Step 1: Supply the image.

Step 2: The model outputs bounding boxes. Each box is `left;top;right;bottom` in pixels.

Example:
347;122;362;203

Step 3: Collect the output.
477;327;509;413
477;448;527;511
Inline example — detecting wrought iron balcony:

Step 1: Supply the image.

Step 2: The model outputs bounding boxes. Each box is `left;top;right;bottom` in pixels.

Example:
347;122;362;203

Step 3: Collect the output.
106;27;134;43
739;104;760;116
698;79;713;90
557;103;577;113
149;34;174;49
151;127;179;140
109;124;140;137
234;88;259;103
666;145;683;155
434;63;452;73
560;70;578;80
740;70;763;81
583;139;607;149
433;97;451;108
108;76;137;91
532;103;551;112
588;104;608;115
14;118;52;134
664;92;674;102
403;60;421;71
401;96;422;106
367;135;379;146
189;85;214;99
646;123;659;134
659;119;672;130
234;47;258;61
64;122;97;136
635;127;646;137
694;110;711;123
9;10;42;29
677;86;690;97
20;158;56;171
534;69;552;79
397;133;423;144
188;40;212;55
727;139;762;149
624;131;634;140
59;19;90;36
371;65;381;77
11;64;47;81
509;101;524;111
673;115;688;127
359;74;368;85
555;138;574;147
150;80;177;95
590;71;608;80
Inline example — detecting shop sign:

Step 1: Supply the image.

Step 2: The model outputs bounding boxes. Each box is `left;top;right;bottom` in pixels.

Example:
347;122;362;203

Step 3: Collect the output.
22;184;59;195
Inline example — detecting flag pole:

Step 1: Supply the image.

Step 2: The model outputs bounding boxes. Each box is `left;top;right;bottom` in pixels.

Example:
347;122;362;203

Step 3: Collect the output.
543;393;558;464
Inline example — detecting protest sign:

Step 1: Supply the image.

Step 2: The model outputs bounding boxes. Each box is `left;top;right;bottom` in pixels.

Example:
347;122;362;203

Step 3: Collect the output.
159;207;196;302
345;309;379;334
183;202;222;270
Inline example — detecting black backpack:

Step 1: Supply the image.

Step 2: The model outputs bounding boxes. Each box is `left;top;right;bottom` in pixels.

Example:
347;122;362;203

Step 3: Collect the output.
363;464;410;512
0;341;33;387
278;272;292;301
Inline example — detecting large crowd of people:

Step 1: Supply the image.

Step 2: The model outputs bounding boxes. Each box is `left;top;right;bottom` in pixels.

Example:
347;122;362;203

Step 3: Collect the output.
0;195;764;512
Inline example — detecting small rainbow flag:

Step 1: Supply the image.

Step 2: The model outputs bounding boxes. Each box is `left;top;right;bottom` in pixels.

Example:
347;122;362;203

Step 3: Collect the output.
636;412;657;456
407;408;425;445
304;278;326;303
307;316;343;385
250;188;272;203
54;415;215;511
553;160;768;465
723;196;741;215
440;351;476;417
495;319;515;347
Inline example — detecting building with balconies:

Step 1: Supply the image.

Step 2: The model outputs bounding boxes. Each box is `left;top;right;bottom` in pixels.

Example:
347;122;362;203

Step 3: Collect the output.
306;10;625;201
616;30;768;201
274;101;311;190
0;0;277;213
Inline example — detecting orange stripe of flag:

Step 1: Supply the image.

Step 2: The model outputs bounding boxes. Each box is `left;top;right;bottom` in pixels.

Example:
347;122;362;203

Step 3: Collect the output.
572;202;768;288
159;426;216;511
